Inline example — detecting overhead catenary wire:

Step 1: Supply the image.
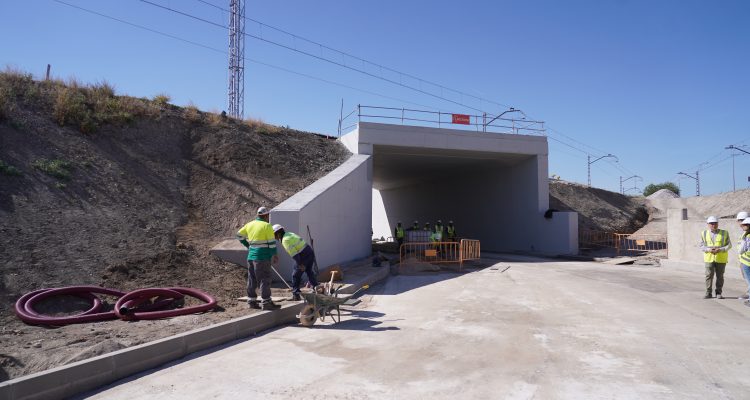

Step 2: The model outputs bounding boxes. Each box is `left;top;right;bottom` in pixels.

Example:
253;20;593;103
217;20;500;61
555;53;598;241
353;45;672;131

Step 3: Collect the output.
51;0;444;113
58;0;638;187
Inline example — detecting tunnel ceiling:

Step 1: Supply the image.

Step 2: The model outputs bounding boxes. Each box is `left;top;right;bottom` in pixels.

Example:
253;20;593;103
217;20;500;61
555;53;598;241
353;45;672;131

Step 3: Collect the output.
372;144;534;191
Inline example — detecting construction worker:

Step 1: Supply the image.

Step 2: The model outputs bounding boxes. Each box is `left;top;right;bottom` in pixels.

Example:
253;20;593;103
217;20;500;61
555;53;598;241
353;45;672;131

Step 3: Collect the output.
446;220;457;242
409;220;419;231
394;221;405;248
236;206;281;310
738;217;750;307
737;211;750;300
272;224;319;301
700;216;732;299
434;220;444;242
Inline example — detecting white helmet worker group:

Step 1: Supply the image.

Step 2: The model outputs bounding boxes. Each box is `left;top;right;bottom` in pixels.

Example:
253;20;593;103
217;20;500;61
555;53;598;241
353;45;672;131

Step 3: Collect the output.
705;213;750;224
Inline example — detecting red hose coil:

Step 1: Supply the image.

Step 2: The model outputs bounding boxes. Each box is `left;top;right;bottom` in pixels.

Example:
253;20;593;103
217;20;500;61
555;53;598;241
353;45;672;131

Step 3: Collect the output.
15;286;217;326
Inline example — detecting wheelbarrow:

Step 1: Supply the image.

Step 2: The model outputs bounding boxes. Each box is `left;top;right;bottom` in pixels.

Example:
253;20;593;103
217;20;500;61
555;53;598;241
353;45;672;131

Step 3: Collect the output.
297;285;369;327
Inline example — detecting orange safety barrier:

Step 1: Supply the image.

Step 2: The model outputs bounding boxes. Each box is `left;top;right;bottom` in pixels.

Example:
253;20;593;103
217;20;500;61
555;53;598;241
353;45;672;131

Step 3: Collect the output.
579;230;618;249
613;233;668;257
399;239;481;270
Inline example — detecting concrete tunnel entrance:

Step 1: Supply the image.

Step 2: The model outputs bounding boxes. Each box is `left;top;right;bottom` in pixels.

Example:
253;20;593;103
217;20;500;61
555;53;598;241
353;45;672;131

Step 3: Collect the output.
211;121;578;280
344;122;578;255
371;145;541;250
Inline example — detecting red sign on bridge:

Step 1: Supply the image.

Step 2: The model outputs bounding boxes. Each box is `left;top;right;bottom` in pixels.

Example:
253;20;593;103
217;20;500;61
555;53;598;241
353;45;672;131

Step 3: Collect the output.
451;114;471;125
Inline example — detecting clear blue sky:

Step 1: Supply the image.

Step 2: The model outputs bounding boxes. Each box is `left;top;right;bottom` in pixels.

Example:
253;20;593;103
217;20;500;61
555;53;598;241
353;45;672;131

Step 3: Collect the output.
2;0;749;196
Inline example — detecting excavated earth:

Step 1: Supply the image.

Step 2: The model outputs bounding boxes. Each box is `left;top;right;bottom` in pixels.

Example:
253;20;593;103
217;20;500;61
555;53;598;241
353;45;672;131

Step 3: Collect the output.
0;81;350;381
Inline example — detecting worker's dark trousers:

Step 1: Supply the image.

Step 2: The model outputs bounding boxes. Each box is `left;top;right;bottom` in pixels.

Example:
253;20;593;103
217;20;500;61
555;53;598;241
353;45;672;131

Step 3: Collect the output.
292;247;318;293
248;259;273;303
705;262;726;295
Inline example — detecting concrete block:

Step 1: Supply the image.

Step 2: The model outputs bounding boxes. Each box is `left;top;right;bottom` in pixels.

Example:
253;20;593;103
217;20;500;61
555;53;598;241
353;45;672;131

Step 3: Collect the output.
209;239;247;267
1;356;111;400
182;319;238;354
111;335;185;380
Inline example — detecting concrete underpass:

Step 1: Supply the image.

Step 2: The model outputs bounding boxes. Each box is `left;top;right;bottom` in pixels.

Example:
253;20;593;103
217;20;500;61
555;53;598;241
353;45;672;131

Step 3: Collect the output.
212;122;578;277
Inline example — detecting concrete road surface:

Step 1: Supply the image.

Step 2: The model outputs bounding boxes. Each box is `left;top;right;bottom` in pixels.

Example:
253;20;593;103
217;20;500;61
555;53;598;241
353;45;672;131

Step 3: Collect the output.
81;256;750;399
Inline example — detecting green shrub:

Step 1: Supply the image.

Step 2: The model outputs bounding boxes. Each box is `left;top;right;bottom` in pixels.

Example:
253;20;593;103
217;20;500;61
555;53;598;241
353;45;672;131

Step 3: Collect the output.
53;87;89;127
32;158;72;180
152;93;171;107
0;159;22;176
643;182;680;197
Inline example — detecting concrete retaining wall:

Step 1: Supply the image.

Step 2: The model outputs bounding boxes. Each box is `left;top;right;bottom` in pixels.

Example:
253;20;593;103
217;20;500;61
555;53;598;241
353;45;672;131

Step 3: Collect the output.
667;208;746;265
271;154;372;280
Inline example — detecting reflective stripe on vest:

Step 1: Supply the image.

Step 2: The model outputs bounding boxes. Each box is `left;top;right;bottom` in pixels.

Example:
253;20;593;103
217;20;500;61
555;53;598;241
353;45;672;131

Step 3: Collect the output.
282;232;307;257
741;234;750;267
396;227;405;239
703;229;729;263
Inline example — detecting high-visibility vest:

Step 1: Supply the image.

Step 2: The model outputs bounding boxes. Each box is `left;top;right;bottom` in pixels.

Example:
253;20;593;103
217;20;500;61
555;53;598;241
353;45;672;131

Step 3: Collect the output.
281;232;307;257
237;218;277;260
703;229;729;263
447;226;456;238
433;225;442;241
396;226;405;239
740;234;750;267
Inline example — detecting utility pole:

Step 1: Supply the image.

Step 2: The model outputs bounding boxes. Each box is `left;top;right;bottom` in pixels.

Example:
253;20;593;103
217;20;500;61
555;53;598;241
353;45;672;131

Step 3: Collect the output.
228;0;245;119
678;171;700;196
588;153;617;187
620;175;641;194
726;145;750;192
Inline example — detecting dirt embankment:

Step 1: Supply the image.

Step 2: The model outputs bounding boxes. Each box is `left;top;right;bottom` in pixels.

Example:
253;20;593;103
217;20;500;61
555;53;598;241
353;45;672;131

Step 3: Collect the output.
549;180;649;233
0;73;349;381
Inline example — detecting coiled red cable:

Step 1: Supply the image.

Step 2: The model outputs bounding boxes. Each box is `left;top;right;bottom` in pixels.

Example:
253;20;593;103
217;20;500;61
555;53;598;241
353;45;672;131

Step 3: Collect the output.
15;286;217;326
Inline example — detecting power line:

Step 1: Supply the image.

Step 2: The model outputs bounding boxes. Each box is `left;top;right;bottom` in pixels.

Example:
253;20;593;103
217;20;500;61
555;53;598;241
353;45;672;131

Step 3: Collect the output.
51;0;444;114
57;0;634;177
138;0;502;115
193;0;514;112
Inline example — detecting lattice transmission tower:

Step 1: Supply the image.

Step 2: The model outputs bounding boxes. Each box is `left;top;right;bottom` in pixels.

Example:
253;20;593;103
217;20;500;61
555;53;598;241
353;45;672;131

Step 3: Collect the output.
228;0;245;119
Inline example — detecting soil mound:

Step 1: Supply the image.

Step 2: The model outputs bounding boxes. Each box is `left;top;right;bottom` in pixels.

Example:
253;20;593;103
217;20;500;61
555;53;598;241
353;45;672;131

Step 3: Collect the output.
647;188;679;199
549;180;648;233
0;71;349;381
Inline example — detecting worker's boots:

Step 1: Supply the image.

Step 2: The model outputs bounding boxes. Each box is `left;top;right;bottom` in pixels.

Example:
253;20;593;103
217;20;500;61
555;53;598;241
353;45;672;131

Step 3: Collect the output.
292;293;302;301
248;300;261;309
261;301;281;311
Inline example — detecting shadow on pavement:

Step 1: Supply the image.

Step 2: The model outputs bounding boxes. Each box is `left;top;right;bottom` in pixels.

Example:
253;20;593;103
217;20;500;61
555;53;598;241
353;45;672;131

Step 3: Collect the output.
296;318;400;331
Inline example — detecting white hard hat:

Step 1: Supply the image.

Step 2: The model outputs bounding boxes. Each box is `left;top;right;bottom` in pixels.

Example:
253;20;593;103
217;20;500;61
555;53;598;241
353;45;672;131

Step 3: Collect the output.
706;216;718;223
742;218;750;225
272;224;284;232
257;206;269;215
737;211;749;220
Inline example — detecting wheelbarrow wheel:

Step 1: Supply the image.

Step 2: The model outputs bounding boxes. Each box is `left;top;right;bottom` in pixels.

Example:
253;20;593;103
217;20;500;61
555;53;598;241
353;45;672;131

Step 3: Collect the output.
299;305;317;327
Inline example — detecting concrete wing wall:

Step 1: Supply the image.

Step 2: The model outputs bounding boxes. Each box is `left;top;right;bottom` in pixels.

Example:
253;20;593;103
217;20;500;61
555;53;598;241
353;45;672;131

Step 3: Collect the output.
271;154;372;280
668;209;745;266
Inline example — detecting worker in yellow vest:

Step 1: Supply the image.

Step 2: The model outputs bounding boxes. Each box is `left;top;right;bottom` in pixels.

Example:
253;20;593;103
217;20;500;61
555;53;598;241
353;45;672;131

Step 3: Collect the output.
737;211;749;300
446;220;457;242
236;207;280;310
700;216;732;299
394;221;405;248
738;217;750;307
272;224;319;301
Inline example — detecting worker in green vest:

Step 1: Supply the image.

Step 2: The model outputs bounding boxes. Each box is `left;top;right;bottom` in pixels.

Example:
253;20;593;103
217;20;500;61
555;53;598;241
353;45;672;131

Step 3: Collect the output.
446;220;457;242
236;206;280;310
272;224;319;301
434;220;444;242
737;211;749;300
700;216;732;299
394;221;405;248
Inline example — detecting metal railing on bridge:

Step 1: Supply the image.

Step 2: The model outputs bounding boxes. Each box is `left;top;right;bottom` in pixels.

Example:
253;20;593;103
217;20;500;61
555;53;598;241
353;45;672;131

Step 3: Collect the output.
339;105;545;137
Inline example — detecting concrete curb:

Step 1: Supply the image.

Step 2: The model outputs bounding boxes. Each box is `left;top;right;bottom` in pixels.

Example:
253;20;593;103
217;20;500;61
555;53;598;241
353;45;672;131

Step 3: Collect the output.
0;266;390;400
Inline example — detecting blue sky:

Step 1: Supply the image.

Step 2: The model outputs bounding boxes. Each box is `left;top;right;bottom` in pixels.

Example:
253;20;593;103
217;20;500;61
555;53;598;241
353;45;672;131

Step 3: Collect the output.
2;0;749;195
